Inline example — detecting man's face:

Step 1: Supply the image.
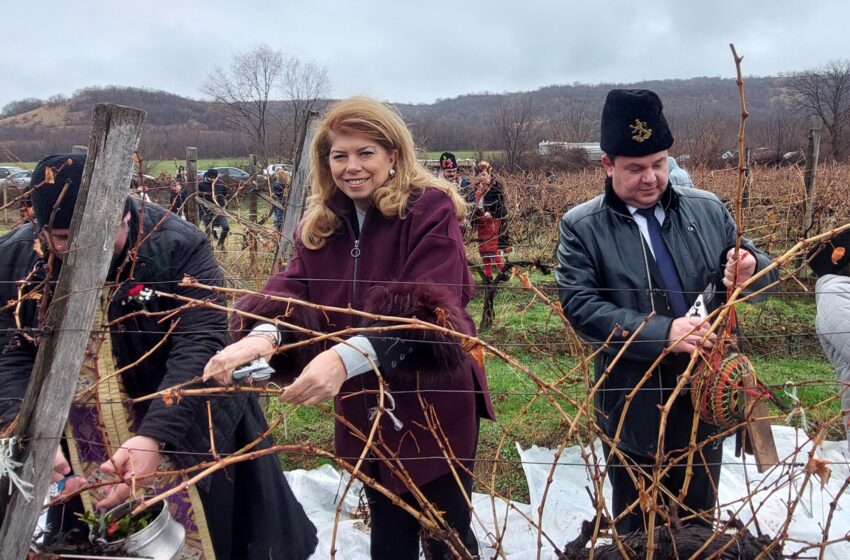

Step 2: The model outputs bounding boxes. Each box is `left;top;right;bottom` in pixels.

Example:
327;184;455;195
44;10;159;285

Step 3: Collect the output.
602;150;669;209
41;213;131;259
443;167;458;181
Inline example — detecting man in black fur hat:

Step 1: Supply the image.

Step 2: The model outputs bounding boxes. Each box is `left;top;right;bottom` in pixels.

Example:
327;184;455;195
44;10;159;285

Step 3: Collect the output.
0;154;317;558
555;90;777;533
197;167;230;249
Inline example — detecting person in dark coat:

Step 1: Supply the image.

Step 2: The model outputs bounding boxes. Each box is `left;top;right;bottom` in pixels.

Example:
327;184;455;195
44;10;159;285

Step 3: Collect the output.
197;168;230;249
0;154;317;559
168;177;189;219
555;90;777;534
271;169;289;231
203;97;495;560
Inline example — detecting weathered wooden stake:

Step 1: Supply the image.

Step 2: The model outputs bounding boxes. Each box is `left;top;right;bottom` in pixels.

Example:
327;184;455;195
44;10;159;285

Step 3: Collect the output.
248;153;259;224
185;147;198;225
803;126;822;235
70;145;88;155
273;111;319;271
0;104;145;558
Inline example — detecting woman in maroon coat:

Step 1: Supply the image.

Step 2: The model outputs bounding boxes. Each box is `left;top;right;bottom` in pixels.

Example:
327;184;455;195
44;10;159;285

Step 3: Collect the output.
204;97;494;559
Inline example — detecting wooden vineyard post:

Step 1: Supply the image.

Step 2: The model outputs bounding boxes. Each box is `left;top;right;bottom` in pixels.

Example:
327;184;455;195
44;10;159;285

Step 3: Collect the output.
0;104;145;558
741;372;779;473
273;111;319;272
803;126;822;235
185;147;199;225
248;153;259;224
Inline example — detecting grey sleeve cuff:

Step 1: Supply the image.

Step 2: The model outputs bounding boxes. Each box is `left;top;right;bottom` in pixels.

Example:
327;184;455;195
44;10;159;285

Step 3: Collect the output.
332;336;380;379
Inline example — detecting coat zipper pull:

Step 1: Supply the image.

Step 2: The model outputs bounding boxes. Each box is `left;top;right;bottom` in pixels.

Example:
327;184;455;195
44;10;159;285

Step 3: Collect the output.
351;240;361;302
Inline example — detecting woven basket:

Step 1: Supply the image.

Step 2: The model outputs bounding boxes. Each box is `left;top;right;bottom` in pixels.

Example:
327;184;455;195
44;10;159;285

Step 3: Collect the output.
691;351;754;428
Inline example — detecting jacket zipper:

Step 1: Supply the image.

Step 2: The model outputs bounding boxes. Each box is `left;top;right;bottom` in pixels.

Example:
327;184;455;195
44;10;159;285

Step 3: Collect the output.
351;239;361;303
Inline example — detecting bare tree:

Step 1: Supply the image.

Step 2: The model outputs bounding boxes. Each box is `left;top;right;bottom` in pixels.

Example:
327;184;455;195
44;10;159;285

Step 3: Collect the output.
672;102;733;165
790;59;850;161
492;94;535;170
749;108;804;164
276;58;330;160
201;44;284;164
548;99;598;142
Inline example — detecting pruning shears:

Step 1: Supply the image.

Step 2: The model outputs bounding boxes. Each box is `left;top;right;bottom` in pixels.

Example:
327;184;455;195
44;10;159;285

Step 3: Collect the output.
686;282;716;319
232;357;275;383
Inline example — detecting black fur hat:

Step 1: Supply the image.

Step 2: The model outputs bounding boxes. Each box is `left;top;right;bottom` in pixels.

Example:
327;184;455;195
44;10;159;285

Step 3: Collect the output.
439;152;458;170
29;153;86;230
600;89;674;157
808;229;850;277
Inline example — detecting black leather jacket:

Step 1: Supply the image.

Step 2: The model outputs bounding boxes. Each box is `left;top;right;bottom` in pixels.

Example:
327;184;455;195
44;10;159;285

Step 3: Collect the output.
0;199;245;469
555;180;778;456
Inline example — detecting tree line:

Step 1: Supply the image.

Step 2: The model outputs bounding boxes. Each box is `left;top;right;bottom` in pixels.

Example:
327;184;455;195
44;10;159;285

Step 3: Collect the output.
2;53;849;167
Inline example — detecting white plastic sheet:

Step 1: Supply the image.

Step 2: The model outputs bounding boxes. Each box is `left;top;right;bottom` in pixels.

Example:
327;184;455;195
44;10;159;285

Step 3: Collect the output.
286;425;850;558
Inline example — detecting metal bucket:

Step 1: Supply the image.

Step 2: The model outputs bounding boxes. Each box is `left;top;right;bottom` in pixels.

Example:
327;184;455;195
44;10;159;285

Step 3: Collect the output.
102;499;186;560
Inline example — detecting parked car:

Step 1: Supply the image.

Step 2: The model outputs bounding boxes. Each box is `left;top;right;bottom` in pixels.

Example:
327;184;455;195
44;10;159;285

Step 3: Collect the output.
265;163;294;176
2;170;33;190
196;166;253;183
214;166;251;181
0;166;25;180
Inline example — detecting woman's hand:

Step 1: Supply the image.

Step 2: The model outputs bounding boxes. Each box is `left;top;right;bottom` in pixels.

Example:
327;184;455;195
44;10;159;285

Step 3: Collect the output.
279;349;347;406
95;435;162;510
203;336;275;385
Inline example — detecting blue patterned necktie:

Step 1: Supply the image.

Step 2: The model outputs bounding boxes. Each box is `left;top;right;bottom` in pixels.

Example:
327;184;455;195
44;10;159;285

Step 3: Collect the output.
636;206;687;317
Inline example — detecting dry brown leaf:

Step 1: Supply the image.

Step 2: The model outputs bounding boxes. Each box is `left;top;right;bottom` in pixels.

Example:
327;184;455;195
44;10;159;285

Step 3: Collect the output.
637;480;651;512
466;345;485;368
434;307;449;327
805;457;832;487
832;246;846;265
44;166;56;185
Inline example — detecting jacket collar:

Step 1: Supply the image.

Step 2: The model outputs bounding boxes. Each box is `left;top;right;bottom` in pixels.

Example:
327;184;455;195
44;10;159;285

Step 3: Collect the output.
603;177;679;216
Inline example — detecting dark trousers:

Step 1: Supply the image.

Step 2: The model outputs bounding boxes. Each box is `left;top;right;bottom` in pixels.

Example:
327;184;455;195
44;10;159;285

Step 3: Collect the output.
200;209;230;248
365;470;479;559
602;440;723;534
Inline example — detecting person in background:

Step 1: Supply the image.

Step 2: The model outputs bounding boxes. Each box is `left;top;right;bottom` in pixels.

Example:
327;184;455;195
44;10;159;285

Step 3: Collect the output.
203;97;494;560
197;168;230;249
556;89;777;533
809;229;850;451
271;168;289;231
169;178;188;219
472;160;510;281
668;156;695;188
438;151;472;201
0;154;317;559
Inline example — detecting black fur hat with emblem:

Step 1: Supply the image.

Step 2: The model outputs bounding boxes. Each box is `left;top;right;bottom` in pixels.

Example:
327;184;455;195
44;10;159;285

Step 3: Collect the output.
600;89;674;157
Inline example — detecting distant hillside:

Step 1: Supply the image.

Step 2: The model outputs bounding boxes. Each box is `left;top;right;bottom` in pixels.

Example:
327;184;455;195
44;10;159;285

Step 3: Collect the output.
0;77;801;163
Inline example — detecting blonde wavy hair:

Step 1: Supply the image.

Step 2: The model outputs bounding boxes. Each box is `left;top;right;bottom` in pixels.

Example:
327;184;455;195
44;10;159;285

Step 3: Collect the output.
300;97;467;250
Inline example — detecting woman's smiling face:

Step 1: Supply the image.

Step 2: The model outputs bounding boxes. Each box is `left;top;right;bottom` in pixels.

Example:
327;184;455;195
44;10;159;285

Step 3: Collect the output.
327;131;397;210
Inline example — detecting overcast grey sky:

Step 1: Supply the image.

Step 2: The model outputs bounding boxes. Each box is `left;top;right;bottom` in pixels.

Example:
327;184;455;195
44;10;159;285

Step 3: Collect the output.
3;0;850;110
